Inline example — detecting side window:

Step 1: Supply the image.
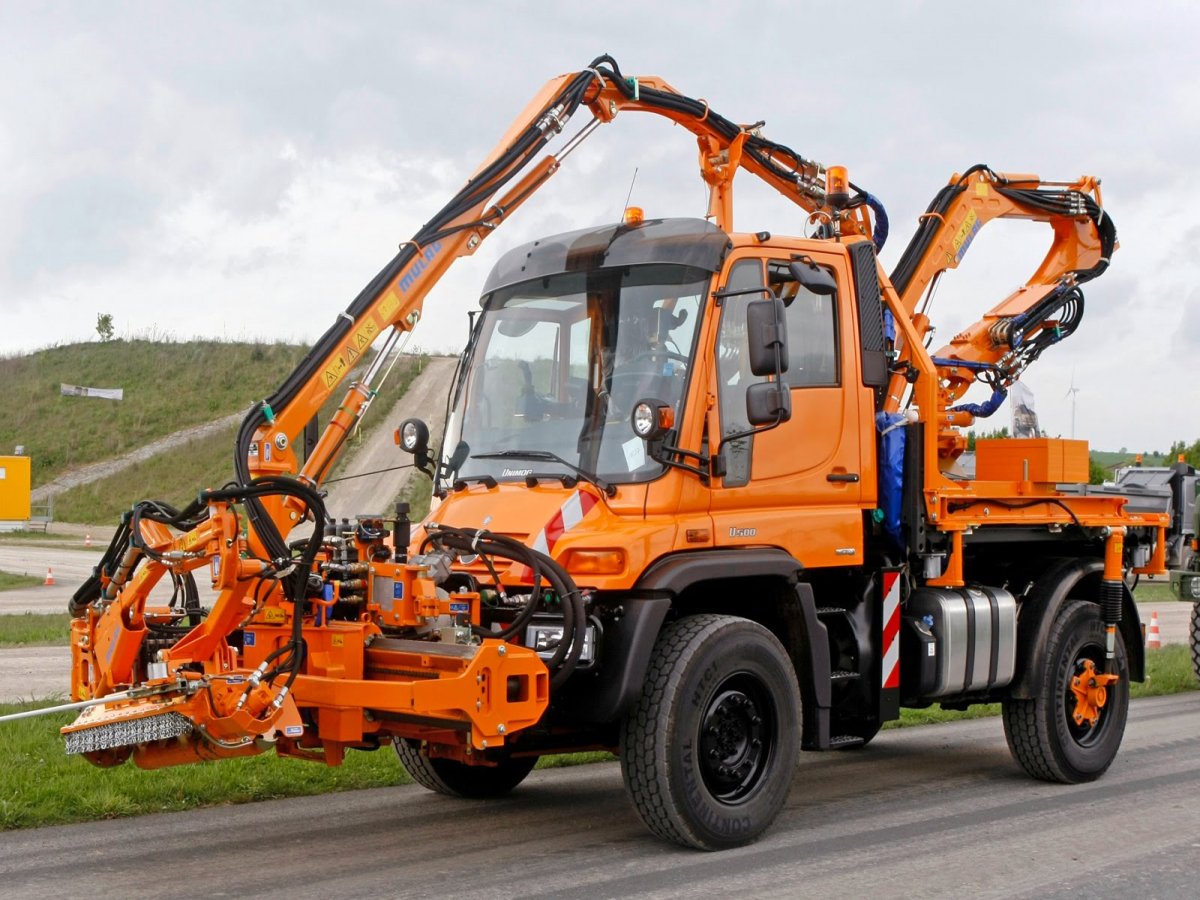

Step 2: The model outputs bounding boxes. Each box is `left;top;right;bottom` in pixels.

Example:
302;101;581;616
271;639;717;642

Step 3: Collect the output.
716;259;767;488
768;260;839;388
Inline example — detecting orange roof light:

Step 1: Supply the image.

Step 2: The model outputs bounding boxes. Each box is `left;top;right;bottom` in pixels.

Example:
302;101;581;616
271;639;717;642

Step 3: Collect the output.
623;206;645;226
825;165;850;209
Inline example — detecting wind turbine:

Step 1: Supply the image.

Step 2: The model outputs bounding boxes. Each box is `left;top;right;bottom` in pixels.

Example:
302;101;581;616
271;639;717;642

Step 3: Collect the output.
1065;369;1080;439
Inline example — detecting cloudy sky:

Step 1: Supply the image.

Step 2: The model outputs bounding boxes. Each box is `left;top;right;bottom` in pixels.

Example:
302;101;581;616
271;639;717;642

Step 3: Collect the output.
2;1;1197;452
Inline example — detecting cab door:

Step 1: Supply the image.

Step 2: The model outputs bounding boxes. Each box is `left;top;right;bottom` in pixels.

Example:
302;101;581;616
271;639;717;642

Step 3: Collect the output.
707;249;874;567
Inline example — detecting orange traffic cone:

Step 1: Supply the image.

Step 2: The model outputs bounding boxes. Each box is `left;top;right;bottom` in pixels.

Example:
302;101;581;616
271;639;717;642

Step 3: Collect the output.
43;567;55;586
84;532;92;548
1146;611;1161;649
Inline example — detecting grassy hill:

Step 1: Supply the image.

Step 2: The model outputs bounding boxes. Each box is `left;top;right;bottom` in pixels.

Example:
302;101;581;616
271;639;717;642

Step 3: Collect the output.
0;339;310;486
0;339;426;524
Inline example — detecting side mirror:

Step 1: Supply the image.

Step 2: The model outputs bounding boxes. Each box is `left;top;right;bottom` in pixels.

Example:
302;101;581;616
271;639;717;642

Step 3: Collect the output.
630;398;673;442
395;418;432;472
746;297;789;378
746;381;791;426
788;259;837;296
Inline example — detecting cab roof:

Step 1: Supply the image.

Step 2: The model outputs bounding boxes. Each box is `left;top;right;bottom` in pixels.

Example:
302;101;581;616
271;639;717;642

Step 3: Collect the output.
481;217;731;296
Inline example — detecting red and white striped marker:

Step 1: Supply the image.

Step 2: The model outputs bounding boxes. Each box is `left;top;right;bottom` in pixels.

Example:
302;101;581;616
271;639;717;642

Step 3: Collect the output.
514;490;600;580
881;570;901;689
84;532;92;548
43;567;56;586
1146;610;1161;649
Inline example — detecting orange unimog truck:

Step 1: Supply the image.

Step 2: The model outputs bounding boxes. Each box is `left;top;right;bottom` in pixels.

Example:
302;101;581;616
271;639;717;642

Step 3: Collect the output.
23;57;1167;850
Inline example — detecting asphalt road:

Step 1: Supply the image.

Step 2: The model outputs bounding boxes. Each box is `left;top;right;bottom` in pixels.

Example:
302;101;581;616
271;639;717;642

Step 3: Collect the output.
2;692;1197;899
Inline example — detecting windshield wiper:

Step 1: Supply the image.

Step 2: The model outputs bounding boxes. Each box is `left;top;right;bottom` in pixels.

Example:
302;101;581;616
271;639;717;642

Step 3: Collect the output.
471;450;616;497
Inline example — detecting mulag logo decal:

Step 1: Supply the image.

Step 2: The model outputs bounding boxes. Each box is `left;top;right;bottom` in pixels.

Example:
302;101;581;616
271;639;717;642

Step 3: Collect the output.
400;242;443;294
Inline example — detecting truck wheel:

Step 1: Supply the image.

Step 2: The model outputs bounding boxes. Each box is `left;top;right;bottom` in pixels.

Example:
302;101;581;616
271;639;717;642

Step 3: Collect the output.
1002;600;1129;784
619;615;800;850
1190;602;1200;683
394;740;537;798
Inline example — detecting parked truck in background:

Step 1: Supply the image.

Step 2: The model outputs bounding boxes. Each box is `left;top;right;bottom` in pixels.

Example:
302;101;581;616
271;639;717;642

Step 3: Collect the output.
2;56;1173;850
1100;458;1200;681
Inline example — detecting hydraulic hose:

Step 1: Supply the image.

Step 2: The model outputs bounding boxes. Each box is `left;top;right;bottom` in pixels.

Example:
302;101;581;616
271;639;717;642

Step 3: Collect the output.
422;524;588;687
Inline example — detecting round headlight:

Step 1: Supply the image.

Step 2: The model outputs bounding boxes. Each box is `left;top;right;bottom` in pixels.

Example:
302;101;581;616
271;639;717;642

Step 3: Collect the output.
632;402;657;439
1188;575;1200;600
401;422;420;450
396;418;429;455
630;398;671;441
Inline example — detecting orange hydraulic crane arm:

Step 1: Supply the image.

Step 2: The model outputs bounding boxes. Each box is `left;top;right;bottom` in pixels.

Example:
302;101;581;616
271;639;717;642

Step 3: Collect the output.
882;165;1116;415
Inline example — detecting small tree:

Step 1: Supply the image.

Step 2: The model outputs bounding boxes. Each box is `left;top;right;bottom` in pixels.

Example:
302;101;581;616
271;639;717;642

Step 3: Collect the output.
96;313;115;342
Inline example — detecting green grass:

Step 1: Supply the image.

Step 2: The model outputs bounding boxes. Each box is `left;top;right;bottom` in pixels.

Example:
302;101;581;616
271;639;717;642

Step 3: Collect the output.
54;423;239;524
48;354;426;524
1134;581;1177;603
0;530;77;543
0;572;43;592
0;340;311;488
1129;644;1198;696
0;613;71;646
0;704;411;830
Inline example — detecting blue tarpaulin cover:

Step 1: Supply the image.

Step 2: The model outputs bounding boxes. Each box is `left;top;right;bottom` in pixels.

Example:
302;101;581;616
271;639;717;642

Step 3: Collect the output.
875;411;907;546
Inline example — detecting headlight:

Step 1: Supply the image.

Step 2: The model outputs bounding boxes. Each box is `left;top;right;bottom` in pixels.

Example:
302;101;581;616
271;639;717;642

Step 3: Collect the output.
1187;575;1200;600
395;418;429;455
630;398;672;441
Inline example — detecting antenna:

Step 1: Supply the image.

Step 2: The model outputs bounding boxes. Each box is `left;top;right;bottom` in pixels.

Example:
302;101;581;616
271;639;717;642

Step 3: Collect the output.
620;167;639;217
1064;368;1080;439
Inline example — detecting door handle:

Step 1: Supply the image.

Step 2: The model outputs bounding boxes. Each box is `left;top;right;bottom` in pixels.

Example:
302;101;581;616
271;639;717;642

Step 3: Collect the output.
826;472;860;483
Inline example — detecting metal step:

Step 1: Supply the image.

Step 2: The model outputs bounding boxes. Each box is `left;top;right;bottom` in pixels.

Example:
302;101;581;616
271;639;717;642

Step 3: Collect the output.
830;669;860;682
829;734;866;750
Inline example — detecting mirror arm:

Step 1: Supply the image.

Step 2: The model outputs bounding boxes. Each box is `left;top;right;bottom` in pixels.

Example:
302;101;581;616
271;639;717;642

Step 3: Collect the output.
645;438;711;485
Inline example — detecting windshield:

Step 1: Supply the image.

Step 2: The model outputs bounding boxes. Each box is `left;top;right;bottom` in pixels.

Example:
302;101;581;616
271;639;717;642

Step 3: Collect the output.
442;263;709;487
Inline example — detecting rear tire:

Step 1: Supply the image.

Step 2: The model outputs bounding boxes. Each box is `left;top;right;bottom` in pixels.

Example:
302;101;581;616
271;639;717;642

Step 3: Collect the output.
1190;601;1200;684
620;615;800;850
395;740;537;798
1002;600;1129;784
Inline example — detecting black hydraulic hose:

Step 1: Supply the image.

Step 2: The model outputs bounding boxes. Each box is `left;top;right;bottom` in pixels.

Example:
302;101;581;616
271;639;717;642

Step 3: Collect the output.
993;186;1116;284
422;529;548;641
422;525;587;684
534;552;587;689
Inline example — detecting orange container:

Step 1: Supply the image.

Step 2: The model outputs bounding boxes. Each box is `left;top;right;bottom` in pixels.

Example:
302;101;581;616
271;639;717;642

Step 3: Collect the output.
974;438;1089;484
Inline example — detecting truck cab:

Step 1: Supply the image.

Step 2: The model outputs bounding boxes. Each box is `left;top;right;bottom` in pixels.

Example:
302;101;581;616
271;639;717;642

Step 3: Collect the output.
434;216;878;570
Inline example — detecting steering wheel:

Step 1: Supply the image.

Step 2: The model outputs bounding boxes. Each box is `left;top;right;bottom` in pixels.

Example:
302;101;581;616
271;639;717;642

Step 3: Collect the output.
626;349;689;371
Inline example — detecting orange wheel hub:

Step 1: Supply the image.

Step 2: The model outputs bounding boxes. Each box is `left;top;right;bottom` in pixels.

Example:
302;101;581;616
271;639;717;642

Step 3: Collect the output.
1069;659;1119;727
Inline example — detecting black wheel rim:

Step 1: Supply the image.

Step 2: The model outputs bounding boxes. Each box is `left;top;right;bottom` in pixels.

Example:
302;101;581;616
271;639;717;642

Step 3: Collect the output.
1062;640;1110;747
698;672;776;803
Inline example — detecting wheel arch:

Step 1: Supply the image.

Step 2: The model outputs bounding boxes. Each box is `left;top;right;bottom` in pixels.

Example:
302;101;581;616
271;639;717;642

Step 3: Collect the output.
1009;556;1144;699
635;549;832;749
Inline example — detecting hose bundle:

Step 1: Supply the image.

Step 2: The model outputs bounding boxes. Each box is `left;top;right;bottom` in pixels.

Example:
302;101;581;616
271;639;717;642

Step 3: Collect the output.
422;524;587;688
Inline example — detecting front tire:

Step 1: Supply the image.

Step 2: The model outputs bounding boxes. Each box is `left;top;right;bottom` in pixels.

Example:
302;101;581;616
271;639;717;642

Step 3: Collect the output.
395;740;537;798
620;615;801;850
1002;600;1129;783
